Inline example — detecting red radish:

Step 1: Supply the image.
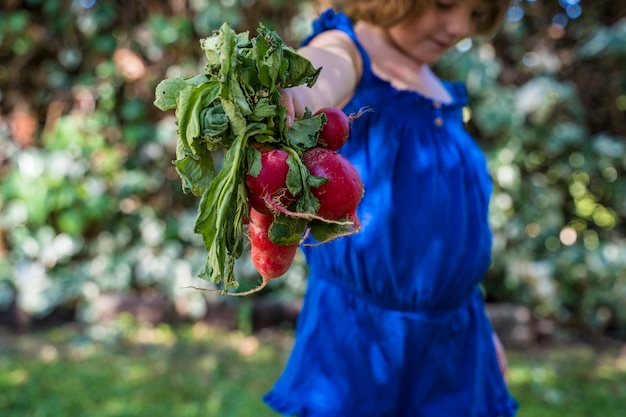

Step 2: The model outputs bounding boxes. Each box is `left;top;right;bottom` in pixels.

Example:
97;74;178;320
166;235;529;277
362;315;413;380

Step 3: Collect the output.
303;147;364;220
248;208;299;281
315;107;350;151
186;208;298;296
245;148;297;214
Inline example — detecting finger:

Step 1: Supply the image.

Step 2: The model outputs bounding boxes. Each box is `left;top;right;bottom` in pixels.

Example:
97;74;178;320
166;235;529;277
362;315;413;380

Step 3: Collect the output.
492;332;508;378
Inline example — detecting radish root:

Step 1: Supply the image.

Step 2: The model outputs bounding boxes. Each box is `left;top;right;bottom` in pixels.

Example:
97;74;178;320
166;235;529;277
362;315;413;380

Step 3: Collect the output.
264;195;353;226
348;106;373;122
182;280;268;297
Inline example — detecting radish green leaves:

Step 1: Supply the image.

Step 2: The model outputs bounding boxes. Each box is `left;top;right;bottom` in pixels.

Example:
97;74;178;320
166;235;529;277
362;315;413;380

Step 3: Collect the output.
154;22;324;291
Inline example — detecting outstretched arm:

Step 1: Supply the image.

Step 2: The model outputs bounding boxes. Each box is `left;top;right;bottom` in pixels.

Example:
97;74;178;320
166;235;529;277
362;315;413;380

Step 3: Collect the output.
281;29;362;126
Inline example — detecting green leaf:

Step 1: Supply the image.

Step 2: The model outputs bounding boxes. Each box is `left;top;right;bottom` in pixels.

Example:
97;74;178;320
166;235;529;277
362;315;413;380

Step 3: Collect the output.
199;103;230;145
255;29;281;91
173;139;215;196
307;175;328;188
246;147;263;178
201;34;223;68
285;153;303;197
309;219;354;242
186;74;212;86
218;23;252;117
153;77;186;111
239;60;262;94
269;214;307;245
194;132;249;287
284;148;322;215
281;45;321;88
221;98;247;139
177;80;220;153
286;111;324;151
251;97;277;121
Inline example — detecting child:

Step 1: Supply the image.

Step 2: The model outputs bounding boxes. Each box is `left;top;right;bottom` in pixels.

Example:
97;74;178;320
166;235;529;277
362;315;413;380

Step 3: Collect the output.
264;1;519;416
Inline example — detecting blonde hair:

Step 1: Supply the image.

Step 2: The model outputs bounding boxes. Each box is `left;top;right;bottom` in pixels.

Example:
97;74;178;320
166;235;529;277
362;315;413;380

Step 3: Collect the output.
331;0;510;36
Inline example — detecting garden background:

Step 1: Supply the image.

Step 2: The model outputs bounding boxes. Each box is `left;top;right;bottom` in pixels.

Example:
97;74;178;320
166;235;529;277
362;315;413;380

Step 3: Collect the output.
1;0;625;415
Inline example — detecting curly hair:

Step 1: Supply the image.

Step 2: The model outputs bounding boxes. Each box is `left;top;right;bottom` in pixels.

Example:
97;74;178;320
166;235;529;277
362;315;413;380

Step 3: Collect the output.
331;0;510;36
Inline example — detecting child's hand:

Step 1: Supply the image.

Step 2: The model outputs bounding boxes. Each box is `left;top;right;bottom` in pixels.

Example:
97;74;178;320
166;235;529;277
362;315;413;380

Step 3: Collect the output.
492;332;508;380
278;30;360;129
279;86;311;128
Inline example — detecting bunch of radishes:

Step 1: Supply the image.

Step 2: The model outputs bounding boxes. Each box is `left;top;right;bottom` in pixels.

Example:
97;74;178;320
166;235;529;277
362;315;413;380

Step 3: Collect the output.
239;107;363;295
155;22;365;296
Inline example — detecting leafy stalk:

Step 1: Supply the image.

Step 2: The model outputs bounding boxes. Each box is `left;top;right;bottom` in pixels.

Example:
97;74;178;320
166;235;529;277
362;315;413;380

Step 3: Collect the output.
194;131;248;289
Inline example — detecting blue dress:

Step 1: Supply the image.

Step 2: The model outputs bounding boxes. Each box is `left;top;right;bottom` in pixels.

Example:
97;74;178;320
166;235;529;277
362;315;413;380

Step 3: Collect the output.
264;9;519;417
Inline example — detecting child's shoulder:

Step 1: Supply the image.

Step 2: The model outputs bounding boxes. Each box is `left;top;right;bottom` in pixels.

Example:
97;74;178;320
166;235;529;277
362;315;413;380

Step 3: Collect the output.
303;8;355;44
305;28;355;52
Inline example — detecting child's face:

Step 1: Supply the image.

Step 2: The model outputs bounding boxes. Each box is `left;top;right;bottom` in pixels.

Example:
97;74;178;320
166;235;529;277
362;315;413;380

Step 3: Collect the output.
386;0;491;64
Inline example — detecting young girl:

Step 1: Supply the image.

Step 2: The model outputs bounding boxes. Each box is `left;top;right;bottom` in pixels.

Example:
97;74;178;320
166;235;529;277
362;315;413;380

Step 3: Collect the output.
264;1;519;415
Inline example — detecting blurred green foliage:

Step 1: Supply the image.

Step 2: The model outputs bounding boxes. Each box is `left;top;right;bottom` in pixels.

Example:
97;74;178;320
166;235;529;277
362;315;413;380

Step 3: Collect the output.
0;0;311;324
437;0;626;337
0;1;625;338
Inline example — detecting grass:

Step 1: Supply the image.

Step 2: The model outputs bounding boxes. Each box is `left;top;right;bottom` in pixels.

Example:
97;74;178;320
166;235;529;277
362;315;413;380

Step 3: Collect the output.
507;343;626;416
0;317;290;417
1;317;625;417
